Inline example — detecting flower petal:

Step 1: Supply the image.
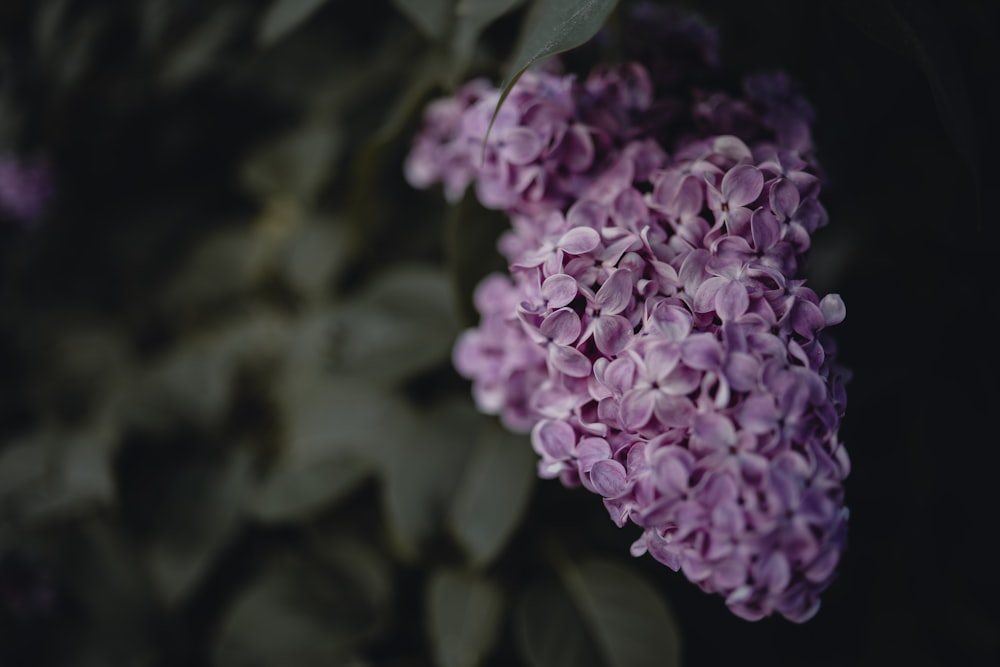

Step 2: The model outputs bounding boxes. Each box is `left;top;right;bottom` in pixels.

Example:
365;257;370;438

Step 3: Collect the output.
715;280;750;321
681;333;724;370
590;459;628;498
531;419;576;459
499;127;543;164
594;314;633;356
557;226;602;255
722;164;764;207
549;344;592;377
541;273;578;308
769;177;800;220
540;307;581;345
620;387;656;430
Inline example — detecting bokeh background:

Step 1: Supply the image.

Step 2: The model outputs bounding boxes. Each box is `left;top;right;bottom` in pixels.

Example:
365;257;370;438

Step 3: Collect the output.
1;1;998;666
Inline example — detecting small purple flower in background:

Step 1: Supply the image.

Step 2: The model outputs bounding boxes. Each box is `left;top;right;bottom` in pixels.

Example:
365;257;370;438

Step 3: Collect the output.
0;155;53;225
409;9;849;623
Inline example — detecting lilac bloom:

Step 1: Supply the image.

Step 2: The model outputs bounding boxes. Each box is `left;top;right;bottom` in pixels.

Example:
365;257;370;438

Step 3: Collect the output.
579;268;636;355
706;164;764;237
412;28;850;623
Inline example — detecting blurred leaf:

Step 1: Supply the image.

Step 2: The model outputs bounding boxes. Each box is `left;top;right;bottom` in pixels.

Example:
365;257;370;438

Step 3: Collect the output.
559;558;682;667
140;342;233;428
241;121;344;203
371;51;450;146
258;0;331;48
283;378;417;460
308;531;394;620
128;314;288;431
379;399;481;557
160;6;245;88
214;551;378;666
427;568;504;667
0;420;117;524
33;0;72;63
146;452;253;605
351;51;450;242
162;229;255;314
392;0;454;41
448;422;535;567
251;454;373;523
258;378;416;521
515;579;604;667
138;0;174;52
450;0;527;81
445;191;510;326
329;265;458;387
278;219;354;304
488;0;617;141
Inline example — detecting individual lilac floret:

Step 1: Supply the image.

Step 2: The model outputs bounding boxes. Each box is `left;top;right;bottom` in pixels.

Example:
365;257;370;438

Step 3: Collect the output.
411;43;848;623
0;155;52;225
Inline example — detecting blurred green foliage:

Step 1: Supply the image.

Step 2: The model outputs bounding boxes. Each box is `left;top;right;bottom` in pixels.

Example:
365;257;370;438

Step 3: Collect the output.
0;1;683;665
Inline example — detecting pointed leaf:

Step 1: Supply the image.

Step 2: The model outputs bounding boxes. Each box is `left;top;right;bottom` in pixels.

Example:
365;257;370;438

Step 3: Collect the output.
486;0;618;143
451;0;527;80
258;0;331;47
331;265;458;387
449;423;536;566
559;558;682;667
515;579;604;667
251;454;374;523
214;552;380;666
148;453;253;604
392;0;454;40
379;400;481;557
427;568;504;667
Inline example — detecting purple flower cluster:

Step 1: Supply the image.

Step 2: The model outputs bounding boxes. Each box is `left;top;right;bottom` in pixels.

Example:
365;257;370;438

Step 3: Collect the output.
407;26;849;623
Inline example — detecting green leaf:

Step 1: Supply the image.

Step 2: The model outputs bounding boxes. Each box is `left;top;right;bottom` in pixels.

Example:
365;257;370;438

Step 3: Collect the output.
427;568;504;667
448;422;536;567
147;452;253;604
515;579;604;667
214;551;380;666
257;378;416;521
278;220;354;304
129;313;288;431
308;531;394;622
445;191;511;326
379;399;481;557
258;0;331;48
559;558;683;667
0;420;117;524
251;454;373;523
487;0;617;142
160;6;243;87
392;0;454;41
450;0;527;82
328;265;458;387
240;122;344;203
